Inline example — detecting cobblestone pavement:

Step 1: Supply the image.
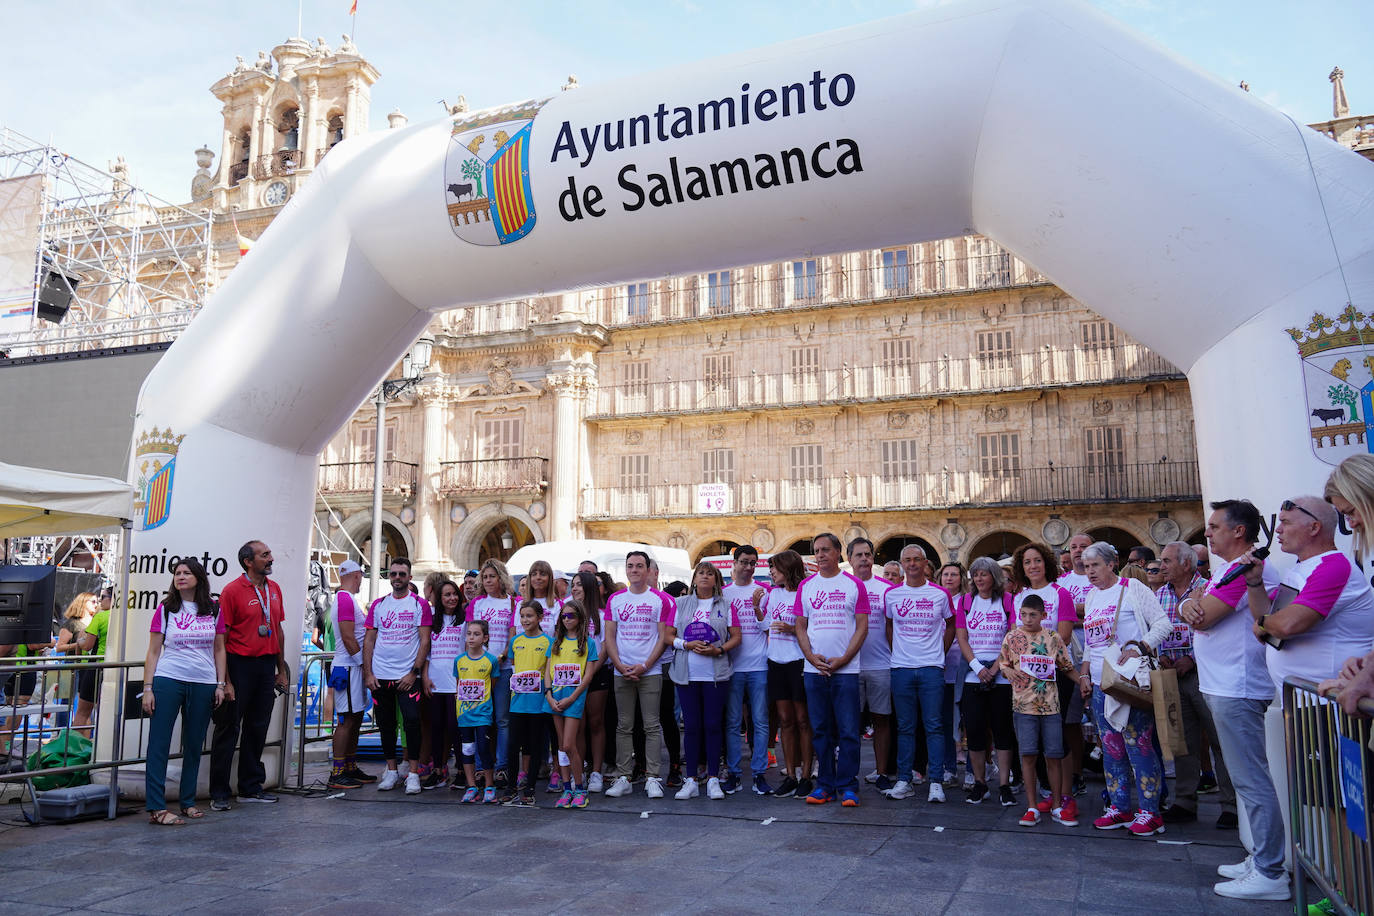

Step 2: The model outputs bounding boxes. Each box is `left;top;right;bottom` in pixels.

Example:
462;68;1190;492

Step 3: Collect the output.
0;753;1300;915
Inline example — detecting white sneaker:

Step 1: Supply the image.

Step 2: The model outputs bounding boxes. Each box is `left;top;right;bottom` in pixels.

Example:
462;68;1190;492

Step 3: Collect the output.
883;779;915;800
645;777;664;799
605;776;632;798
675;778;699;800
588;772;604;793
863;769;881;784
928;783;946;804
377;769;400;791
404;772;421;795
1217;856;1253;879
1213;869;1290;901
706;777;725;800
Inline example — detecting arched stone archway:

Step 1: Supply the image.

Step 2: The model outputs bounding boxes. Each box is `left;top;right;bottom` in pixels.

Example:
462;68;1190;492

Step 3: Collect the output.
449;502;545;569
342;510;414;567
1086;525;1141;562
875;534;940;565
966;530;1031;562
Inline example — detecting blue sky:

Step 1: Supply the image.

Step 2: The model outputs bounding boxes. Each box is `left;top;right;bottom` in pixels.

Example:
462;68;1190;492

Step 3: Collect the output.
1;0;1369;203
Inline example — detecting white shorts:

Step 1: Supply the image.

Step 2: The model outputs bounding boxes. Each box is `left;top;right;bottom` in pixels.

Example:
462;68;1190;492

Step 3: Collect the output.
333;665;368;715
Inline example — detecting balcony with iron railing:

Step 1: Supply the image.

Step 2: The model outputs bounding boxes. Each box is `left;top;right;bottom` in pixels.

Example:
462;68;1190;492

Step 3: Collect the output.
438;246;1047;336
582;460;1201;520
317;460;418;495
439;457;549;495
589;344;1180;419
252;149;304;180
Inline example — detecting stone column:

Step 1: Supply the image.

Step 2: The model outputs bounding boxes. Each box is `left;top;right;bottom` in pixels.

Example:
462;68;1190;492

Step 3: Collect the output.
250;99;266;173
301;76;318;164
547;370;587;541
413;394;447;571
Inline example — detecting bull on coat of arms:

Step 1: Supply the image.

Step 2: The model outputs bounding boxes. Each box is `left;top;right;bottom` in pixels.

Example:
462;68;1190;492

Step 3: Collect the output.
444;97;550;247
1289;305;1374;465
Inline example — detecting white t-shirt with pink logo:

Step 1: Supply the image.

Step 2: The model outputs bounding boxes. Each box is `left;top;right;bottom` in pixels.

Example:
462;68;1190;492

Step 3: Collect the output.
466;595;516;666
605;587;674;674
723;582;768;673
150;602;225;685
1013;583;1075;627
685;596;739;681
1197;559;1280;701
886;581;954;669
857;575;895;672
331;591;365;668
955;593;1012;685
1057;572;1093;616
365;593;434;680
532;595;562;638
794;571;872;676
428;614;465;693
765;588;802;664
1268;550;1374;698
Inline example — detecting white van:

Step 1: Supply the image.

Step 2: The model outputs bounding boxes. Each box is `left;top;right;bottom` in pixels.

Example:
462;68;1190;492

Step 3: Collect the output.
505;539;692;587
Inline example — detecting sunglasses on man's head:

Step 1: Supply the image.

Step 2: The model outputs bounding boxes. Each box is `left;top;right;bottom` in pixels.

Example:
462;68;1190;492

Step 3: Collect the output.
1281;499;1321;524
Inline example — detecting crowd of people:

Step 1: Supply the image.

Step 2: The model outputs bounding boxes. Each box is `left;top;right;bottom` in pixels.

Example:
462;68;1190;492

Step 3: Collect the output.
125;455;1374;907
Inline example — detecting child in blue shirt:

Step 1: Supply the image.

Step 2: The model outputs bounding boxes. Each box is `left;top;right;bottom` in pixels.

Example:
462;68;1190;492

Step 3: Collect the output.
454;620;500;803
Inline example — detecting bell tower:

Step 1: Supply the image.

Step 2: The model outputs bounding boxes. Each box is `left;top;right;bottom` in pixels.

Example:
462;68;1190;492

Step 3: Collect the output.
209;34;380;213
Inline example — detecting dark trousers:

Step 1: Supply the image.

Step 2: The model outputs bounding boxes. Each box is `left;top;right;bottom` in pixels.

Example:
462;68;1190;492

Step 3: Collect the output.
428;691;457;772
679;681;728;777
210;653;277;800
145;677;216;811
508;711;550;784
372;681;421;762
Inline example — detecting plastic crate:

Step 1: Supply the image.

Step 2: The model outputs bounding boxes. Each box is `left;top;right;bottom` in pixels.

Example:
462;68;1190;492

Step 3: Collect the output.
29;783;110;823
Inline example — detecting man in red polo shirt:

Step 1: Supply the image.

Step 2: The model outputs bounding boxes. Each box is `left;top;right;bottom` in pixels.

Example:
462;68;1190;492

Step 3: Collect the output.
209;540;289;809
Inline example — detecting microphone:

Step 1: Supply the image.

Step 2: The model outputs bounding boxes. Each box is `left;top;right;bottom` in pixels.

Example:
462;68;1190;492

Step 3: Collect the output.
1213;544;1270;587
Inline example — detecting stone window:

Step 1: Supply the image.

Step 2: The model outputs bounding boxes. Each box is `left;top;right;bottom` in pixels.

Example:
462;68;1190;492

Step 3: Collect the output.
358;421;397;461
881;248;910;294
480;416;522;459
1084;426;1126;474
792;259;819;301
790;345;820;381
623;360;649;397
704;353;733;391
620;454;650;491
973;238;1012;287
976;329;1015;386
707;270;732;313
789;444;824;494
1081;319;1116;350
327;114;345;149
626;282;650;320
978;432;1020;478
702;448;735;484
881;439;918;480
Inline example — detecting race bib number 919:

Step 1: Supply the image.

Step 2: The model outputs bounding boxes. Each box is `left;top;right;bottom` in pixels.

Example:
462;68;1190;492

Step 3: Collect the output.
511;670;542;693
552;662;581;687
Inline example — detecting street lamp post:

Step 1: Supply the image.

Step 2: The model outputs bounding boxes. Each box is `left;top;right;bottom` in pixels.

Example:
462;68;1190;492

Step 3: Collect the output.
367;335;433;600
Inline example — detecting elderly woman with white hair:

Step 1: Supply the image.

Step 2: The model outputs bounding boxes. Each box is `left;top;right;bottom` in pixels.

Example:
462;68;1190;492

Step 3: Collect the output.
1076;540;1172;836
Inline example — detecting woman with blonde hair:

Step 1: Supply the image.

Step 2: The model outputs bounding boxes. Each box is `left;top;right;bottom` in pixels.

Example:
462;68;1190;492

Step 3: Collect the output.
55;592;98;724
1325;452;1374;565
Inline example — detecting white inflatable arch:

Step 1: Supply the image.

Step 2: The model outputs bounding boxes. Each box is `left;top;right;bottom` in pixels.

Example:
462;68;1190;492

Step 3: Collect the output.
115;0;1374;778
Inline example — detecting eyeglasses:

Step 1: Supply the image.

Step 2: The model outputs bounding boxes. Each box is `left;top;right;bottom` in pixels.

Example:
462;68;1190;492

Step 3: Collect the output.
388;571;409;578
1281;499;1321;524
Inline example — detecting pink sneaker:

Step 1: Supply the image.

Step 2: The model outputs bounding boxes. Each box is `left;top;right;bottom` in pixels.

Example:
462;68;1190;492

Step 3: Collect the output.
1127;810;1165;836
1093;805;1132;829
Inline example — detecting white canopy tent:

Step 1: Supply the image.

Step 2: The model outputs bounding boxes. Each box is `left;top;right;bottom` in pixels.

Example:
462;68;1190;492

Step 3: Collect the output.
0;461;135;538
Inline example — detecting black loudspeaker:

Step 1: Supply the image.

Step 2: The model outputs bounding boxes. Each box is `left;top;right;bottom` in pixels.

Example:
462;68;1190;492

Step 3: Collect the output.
36;269;79;323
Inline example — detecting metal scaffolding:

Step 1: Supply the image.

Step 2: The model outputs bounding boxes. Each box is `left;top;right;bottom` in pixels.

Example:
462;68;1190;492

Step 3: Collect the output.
0;126;211;356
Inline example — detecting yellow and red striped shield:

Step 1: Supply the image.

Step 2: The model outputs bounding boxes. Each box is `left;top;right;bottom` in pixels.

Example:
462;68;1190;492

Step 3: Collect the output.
486;123;536;244
143;457;175;530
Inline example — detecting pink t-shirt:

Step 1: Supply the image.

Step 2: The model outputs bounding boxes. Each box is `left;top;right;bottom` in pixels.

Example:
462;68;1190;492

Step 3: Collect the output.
150;602;226;685
605;587;674;673
365;593;434;680
887;581;954;669
765;588;801;663
795;570;872;675
1268;551;1374;698
466;595;516;665
955;592;1014;684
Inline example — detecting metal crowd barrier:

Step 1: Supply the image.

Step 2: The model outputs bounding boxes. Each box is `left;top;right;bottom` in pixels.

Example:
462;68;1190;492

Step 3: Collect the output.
1;656;292;821
1284;677;1374;916
293;650;380;789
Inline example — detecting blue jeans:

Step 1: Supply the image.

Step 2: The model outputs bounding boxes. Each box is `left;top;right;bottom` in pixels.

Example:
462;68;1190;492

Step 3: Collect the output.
1090;687;1164;814
726;669;770;777
492;669;512;774
145;677;216;812
803;672;861;794
1205;694;1286;879
892;667;944;779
